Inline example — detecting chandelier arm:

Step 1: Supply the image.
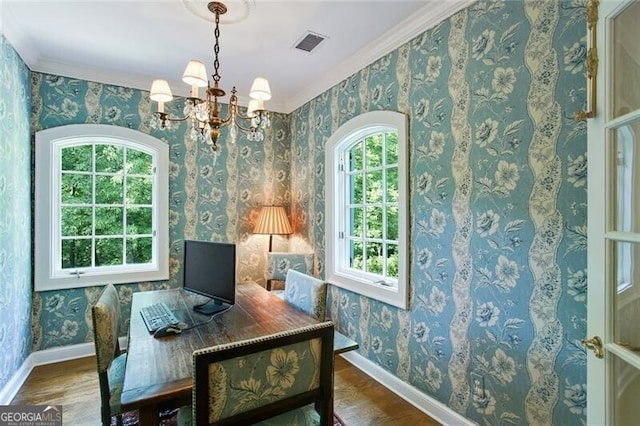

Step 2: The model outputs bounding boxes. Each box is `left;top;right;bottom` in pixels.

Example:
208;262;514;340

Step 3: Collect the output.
153;112;191;125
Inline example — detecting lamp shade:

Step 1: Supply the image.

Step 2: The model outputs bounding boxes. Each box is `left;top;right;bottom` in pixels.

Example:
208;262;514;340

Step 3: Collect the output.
150;79;173;102
246;99;264;118
182;60;208;87
254;206;292;235
249;77;272;101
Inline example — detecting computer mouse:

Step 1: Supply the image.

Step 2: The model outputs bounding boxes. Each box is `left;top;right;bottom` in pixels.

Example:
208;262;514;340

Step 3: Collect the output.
153;325;183;338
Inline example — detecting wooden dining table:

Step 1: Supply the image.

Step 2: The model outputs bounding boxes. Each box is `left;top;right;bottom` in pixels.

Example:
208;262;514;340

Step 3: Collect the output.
120;281;358;425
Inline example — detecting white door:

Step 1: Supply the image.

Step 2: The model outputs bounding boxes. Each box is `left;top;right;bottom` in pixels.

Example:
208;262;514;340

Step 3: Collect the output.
586;0;640;424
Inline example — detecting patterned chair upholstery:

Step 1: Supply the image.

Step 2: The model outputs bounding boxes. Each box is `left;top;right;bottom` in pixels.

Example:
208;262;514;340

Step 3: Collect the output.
266;252;314;290
283;269;327;322
91;284;126;426
177;321;335;426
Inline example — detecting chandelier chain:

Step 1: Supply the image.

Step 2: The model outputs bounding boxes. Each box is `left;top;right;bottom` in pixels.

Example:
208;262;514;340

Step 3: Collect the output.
213;10;221;83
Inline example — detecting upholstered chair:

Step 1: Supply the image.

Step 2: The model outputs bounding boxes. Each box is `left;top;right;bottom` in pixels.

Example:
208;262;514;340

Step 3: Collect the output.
91;284;126;426
282;269;327;322
266;252;314;291
177;321;335;426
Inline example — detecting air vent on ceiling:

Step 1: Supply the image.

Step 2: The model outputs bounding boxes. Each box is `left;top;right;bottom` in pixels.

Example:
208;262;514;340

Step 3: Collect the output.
294;31;327;53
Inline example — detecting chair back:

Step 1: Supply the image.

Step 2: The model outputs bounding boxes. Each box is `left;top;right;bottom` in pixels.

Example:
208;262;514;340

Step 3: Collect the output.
283;269;327;321
91;284;126;425
192;321;334;426
91;284;121;373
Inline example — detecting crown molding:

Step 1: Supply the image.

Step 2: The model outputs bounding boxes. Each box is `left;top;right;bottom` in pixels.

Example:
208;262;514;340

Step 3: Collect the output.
3;0;473;115
1;0;40;66
284;0;474;113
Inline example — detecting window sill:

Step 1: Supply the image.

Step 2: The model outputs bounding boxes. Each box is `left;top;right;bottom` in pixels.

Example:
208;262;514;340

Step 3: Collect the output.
326;271;408;309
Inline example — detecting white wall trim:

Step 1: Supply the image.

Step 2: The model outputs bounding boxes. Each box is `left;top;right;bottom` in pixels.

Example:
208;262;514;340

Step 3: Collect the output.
3;338;473;426
0;337;127;405
284;0;474;113
340;351;477;426
3;0;473;115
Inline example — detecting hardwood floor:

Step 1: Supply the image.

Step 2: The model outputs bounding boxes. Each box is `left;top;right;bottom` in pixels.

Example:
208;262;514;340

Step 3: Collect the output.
11;355;439;426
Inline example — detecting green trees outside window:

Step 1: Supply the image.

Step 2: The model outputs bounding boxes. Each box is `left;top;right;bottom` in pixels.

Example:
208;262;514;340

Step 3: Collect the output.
60;143;154;269
346;132;399;278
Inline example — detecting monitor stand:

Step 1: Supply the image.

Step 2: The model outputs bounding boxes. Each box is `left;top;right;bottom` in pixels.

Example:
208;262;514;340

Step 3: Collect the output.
193;299;230;316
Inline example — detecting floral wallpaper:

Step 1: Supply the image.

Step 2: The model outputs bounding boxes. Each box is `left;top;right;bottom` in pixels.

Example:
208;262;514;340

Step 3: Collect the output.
30;73;291;351
2;0;590;423
291;1;588;425
0;35;33;392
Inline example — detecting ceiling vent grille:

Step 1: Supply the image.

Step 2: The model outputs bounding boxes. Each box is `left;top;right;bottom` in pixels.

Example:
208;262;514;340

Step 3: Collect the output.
294;31;327;53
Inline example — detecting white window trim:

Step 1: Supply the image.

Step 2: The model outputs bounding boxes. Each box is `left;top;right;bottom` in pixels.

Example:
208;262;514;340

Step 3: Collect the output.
325;111;409;309
35;124;169;291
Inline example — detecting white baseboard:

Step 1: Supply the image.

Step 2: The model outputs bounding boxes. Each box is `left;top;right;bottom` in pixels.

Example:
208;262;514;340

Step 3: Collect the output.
340;351;477;426
3;339;474;426
0;337;127;405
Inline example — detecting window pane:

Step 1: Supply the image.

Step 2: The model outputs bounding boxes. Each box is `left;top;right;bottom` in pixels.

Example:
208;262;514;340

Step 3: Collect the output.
350;173;363;204
126;237;152;264
366;241;383;274
127;177;152;205
386;168;398;202
61;173;92;204
386;205;398;240
95;238;123;266
365;134;383;168
387;243;399;278
127;207;152;235
366;206;383;239
613;120;640;232
61;145;92;172
61;207;93;236
349;240;364;270
348;207;364;238
95;175;123;204
348;140;363;171
95;207;123;236
612;1;640;119
61;239;92;268
95;145;123;173
365;170;383;203
386;132;398;164
127;149;152;175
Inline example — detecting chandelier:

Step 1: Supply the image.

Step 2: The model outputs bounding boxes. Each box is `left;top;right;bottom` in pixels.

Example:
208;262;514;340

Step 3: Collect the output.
148;1;271;151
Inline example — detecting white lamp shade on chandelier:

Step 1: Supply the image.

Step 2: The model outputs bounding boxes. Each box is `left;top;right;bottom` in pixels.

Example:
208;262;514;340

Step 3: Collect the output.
148;1;272;152
249;77;272;101
182;60;209;94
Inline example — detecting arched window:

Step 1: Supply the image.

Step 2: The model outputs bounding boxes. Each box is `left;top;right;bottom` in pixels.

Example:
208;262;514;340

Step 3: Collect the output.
325;111;409;309
35;124;169;290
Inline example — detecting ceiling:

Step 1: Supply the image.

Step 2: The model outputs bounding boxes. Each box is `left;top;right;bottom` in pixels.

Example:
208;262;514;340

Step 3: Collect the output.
2;0;469;113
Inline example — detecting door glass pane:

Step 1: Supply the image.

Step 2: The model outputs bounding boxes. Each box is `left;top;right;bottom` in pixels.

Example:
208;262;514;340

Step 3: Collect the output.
612;118;640;232
613;355;640;425
612;1;640;119
613;241;640;345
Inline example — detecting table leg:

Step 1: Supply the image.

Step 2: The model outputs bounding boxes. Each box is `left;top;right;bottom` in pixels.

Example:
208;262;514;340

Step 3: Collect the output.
137;405;158;426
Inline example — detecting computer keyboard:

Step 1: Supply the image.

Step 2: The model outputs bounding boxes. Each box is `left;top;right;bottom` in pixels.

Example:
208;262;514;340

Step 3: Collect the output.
140;302;180;333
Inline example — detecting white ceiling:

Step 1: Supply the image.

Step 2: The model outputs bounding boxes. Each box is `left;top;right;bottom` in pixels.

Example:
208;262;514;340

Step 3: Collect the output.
2;0;469;113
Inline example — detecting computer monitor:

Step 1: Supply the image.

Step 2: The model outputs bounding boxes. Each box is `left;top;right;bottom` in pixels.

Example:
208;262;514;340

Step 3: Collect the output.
183;240;236;315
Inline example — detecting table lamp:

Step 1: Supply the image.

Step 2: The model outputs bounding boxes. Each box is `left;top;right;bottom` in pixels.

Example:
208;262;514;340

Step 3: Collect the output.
253;206;292;252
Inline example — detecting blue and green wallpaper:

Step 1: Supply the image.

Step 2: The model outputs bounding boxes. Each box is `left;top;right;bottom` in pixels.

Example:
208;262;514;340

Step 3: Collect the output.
2;0;590;423
0;35;33;394
291;1;587;425
29;72;291;351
